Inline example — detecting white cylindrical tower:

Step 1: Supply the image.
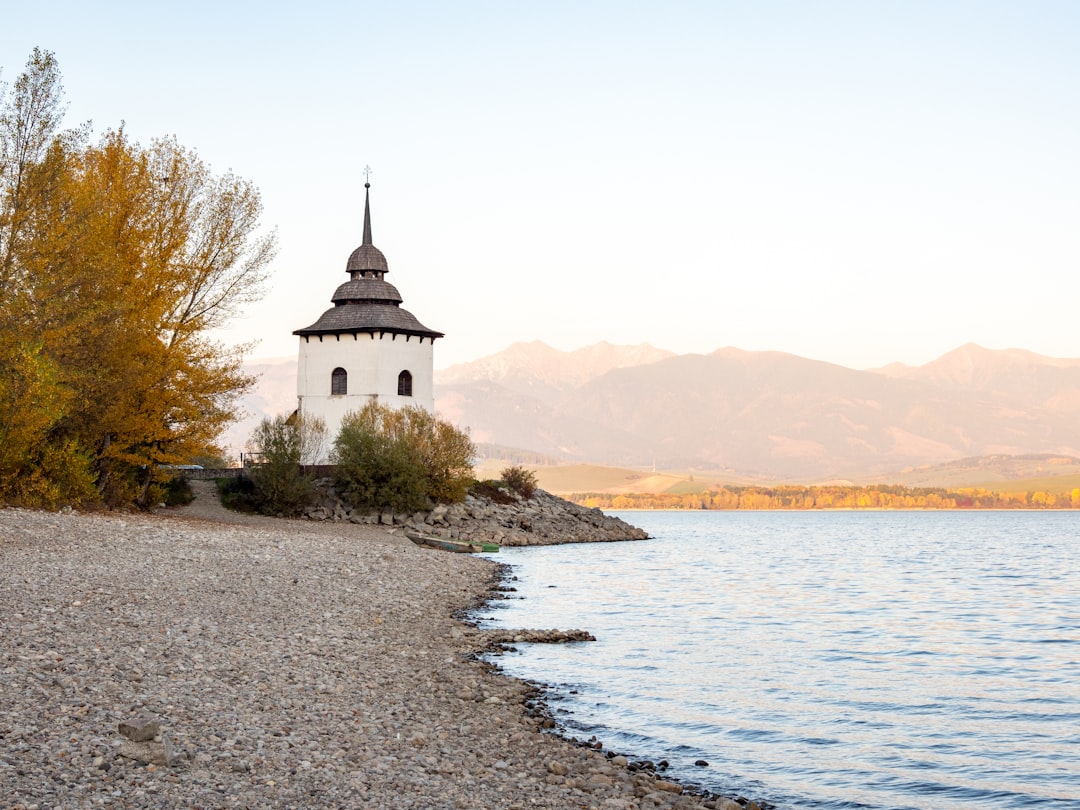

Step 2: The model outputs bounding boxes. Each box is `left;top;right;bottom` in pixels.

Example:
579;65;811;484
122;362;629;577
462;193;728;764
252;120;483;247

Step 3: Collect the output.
293;182;443;460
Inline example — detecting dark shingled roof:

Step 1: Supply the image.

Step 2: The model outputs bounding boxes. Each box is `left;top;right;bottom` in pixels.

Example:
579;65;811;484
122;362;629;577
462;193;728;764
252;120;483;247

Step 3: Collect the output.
346;244;388;274
331;277;403;305
295;302;442;338
293;182;443;340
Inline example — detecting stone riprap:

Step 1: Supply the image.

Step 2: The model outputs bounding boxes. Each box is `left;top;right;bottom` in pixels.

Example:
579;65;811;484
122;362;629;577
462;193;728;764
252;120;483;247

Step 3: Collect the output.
0;489;763;810
304;481;650;546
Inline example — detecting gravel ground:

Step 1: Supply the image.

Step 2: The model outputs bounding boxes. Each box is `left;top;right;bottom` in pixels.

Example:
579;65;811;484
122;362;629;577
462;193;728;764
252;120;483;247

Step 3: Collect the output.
0;484;734;810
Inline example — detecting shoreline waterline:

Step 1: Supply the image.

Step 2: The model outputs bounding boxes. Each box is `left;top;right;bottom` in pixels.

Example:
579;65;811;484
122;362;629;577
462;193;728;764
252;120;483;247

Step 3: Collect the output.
479;559;781;809
480;510;1080;810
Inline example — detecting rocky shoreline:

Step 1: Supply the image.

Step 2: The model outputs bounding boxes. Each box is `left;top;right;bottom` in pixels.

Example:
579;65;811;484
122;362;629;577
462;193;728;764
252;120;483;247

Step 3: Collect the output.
303;480;650;546
0;487;772;809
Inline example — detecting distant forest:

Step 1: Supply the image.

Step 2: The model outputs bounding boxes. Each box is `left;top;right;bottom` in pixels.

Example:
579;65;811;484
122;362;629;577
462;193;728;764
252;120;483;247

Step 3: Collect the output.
571;484;1080;511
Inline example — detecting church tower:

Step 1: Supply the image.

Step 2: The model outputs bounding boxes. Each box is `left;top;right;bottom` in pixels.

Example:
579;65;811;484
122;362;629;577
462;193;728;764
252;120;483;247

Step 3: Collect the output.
294;182;443;458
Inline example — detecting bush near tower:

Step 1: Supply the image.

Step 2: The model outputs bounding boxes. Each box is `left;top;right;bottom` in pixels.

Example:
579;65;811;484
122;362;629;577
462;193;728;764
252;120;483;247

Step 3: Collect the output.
331;401;475;512
236;413;328;516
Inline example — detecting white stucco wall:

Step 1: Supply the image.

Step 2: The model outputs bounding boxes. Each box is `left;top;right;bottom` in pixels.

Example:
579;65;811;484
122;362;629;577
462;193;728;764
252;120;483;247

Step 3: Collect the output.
297;331;435;461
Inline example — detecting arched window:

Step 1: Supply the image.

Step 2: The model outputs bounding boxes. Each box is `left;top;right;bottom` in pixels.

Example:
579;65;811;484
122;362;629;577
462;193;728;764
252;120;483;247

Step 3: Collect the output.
397;369;413;397
331;367;347;395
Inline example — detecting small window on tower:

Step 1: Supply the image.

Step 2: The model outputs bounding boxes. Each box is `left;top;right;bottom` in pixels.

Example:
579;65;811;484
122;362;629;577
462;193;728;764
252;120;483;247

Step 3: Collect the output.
397;370;413;397
331;367;347;395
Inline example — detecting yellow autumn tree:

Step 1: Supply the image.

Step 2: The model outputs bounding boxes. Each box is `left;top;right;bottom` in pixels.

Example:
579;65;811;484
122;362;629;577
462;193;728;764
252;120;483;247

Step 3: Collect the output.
0;49;275;507
0;48;88;506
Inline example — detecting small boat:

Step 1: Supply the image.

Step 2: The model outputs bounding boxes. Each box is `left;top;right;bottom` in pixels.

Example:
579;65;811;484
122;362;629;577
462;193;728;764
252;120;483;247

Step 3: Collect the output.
407;532;499;553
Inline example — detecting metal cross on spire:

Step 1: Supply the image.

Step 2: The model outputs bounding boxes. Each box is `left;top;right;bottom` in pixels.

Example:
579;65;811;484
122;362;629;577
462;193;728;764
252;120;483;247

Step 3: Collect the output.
363;164;373;185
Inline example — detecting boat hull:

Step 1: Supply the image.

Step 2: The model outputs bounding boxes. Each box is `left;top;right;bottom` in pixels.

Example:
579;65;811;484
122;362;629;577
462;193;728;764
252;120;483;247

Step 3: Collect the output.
407;532;499;553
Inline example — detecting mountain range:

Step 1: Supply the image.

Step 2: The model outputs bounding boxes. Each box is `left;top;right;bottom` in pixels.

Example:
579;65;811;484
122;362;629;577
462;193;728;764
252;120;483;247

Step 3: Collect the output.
434;341;1080;481
229;342;1080;483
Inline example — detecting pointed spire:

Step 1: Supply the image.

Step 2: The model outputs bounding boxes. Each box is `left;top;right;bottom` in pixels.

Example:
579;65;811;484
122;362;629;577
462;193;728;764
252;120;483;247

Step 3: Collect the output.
362;182;373;246
346;174;389;276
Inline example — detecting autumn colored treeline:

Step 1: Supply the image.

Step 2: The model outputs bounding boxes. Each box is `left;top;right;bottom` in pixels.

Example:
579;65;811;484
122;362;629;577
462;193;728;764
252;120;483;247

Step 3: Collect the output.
572;484;1080;511
0;50;274;507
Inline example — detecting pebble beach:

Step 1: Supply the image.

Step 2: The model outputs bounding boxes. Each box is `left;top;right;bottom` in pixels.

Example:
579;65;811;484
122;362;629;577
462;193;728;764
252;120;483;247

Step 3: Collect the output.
0;484;742;810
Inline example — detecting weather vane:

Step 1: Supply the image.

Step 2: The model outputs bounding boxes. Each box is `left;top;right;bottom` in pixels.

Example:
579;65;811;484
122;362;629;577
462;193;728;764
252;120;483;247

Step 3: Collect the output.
363;164;373;184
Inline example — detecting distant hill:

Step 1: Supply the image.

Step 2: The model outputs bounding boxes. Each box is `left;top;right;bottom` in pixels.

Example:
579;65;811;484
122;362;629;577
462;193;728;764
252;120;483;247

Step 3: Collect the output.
436;340;675;406
882;343;1080;410
869;453;1080;489
233;342;1080;482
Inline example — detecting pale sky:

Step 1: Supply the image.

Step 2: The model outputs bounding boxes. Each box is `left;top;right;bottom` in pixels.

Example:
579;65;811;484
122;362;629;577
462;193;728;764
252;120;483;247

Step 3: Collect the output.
3;1;1078;370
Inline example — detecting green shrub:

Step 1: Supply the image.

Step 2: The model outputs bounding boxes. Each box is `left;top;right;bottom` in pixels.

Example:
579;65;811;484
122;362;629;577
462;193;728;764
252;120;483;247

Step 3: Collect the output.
332;402;475;512
217;475;258;513
469;478;516;505
334;425;429;512
501;465;538;499
162;476;194;506
243;413;326;516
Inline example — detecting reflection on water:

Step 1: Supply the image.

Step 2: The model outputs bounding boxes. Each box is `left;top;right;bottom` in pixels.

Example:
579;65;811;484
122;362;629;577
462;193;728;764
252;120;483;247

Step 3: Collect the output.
480;511;1080;809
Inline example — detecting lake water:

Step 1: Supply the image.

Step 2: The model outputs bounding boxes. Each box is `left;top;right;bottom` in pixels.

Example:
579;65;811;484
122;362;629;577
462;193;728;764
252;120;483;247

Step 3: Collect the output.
477;511;1080;809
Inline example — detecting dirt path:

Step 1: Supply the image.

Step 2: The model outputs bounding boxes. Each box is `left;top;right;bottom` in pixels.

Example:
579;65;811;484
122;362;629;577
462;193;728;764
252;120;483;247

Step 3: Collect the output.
165;478;413;549
171;479;245;522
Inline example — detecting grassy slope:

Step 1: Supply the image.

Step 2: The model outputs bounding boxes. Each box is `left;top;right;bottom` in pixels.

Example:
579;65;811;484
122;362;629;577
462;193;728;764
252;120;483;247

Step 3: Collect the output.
474;459;1080;497
977;473;1080;495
